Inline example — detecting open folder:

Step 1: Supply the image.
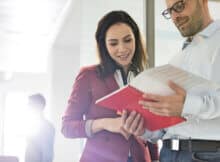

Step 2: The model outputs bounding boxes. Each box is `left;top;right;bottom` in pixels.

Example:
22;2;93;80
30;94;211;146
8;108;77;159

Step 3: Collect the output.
96;64;219;131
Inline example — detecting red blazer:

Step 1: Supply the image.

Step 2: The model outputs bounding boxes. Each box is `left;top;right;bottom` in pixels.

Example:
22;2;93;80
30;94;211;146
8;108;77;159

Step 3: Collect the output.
62;65;158;162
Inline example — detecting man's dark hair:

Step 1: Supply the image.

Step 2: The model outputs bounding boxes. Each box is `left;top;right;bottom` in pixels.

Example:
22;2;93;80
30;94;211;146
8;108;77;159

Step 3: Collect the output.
28;93;46;111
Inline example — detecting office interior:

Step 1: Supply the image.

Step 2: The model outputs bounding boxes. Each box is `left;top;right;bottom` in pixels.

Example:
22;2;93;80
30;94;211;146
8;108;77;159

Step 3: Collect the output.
0;0;220;162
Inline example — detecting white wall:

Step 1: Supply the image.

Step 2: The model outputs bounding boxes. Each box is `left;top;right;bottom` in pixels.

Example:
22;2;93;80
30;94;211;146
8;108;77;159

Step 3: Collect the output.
0;93;5;154
80;0;145;66
48;0;83;161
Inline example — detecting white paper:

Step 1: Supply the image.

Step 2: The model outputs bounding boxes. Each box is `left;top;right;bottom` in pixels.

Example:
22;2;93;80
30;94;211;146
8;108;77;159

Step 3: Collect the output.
130;64;220;95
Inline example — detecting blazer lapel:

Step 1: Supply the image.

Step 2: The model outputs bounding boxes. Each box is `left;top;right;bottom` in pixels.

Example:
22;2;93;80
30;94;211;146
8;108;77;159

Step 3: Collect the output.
104;74;119;94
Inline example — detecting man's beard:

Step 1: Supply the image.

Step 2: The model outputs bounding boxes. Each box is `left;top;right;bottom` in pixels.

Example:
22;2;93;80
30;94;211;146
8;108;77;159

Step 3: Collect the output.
175;1;204;37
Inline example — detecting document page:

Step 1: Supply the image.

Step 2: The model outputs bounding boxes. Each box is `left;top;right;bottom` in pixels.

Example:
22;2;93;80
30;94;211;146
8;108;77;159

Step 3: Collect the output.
130;64;219;95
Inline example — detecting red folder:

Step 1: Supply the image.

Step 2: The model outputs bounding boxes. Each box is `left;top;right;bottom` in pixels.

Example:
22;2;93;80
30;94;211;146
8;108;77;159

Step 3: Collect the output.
96;85;185;131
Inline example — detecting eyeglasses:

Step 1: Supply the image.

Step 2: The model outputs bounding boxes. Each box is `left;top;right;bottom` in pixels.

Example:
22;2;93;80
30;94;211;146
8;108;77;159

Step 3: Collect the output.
162;0;186;19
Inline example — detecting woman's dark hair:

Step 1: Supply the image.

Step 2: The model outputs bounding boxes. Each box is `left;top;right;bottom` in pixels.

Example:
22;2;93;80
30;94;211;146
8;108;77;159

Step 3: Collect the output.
95;10;148;78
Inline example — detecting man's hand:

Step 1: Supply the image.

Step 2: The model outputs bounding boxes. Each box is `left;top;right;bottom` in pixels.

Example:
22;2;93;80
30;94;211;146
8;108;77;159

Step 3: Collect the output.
139;81;186;117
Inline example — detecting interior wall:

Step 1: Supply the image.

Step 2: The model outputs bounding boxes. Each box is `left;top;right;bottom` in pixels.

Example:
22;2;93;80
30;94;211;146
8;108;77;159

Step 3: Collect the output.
0;93;5;154
80;0;145;66
48;0;83;161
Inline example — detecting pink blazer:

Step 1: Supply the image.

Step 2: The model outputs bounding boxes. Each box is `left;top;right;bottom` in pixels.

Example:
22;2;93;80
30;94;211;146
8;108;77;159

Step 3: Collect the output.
62;65;157;162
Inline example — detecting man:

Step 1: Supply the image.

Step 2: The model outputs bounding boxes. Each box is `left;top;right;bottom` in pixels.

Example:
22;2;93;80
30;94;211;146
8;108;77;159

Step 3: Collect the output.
25;93;55;162
122;0;220;161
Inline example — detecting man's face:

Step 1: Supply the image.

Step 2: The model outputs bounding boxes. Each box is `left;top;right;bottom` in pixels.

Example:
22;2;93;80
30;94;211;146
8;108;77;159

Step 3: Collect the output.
165;0;205;37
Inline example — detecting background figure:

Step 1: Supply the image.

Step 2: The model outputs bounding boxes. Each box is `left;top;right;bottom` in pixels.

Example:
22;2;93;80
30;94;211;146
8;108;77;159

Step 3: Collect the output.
61;10;158;162
122;0;220;162
25;93;55;162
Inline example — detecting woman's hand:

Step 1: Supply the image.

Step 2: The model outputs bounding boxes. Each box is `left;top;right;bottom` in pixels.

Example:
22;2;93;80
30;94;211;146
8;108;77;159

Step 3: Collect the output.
122;110;145;137
92;116;131;140
104;117;131;139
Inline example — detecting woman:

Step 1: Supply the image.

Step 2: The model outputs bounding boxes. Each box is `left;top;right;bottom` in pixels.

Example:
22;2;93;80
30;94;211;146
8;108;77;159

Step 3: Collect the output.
61;10;158;162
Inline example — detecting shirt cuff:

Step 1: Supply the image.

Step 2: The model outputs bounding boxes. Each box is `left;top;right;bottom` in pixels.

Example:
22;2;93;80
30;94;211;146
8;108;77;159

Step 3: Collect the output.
85;120;94;137
139;129;165;143
182;94;202;119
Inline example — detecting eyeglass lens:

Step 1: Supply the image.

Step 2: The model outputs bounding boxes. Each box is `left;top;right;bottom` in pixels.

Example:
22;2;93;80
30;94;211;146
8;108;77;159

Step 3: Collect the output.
162;0;185;19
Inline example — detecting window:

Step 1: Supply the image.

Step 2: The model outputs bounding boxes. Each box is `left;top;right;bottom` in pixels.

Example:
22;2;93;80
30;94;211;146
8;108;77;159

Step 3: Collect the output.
1;92;52;162
3;92;28;162
155;0;182;66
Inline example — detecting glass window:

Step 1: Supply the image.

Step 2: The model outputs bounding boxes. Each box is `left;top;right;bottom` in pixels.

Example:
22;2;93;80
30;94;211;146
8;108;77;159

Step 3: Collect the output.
155;0;182;66
3;92;28;162
209;1;220;19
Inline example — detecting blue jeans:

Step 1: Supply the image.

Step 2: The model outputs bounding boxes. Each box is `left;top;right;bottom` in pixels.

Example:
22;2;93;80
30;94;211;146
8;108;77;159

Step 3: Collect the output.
127;156;133;162
160;146;220;162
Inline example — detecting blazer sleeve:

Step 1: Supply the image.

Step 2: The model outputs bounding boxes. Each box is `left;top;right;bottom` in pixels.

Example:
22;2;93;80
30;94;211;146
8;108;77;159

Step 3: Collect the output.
61;68;92;138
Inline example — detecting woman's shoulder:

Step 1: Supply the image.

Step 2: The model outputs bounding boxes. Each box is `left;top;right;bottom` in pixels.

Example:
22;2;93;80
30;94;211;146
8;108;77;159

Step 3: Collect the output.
77;65;101;78
79;64;99;73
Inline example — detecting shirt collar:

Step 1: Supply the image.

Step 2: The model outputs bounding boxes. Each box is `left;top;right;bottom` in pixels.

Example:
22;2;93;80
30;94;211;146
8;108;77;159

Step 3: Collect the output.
114;70;135;88
197;19;220;38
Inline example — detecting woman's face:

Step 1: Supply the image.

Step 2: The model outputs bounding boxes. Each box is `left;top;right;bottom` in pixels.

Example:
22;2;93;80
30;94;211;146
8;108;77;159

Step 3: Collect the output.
105;23;135;72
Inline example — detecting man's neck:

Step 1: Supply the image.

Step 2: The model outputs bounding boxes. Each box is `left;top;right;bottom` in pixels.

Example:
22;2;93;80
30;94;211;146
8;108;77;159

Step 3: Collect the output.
203;18;213;30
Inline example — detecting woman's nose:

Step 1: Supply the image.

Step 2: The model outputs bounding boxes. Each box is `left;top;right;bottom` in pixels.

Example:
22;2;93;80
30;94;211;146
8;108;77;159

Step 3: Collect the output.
118;43;126;52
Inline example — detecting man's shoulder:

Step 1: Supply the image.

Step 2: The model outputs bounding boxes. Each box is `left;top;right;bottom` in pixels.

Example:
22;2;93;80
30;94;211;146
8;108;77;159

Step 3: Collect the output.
206;20;220;38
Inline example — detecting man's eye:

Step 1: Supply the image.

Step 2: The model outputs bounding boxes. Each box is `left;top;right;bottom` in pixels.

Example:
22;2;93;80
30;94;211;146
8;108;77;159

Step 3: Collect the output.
174;2;184;11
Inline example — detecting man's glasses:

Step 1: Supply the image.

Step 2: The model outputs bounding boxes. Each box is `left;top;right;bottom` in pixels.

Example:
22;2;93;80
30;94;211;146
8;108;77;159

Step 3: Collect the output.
162;0;186;19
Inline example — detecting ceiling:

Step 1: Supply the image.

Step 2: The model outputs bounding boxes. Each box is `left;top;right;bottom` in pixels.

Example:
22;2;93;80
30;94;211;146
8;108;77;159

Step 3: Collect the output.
0;0;68;35
0;0;219;73
0;0;68;72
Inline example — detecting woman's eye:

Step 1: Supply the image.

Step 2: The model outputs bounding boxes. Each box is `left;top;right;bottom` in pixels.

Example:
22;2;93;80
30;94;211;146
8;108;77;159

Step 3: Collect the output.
124;39;132;43
109;43;117;46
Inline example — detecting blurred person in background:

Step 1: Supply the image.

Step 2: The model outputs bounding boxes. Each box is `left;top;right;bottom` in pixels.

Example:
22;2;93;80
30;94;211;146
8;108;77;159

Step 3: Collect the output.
25;93;55;162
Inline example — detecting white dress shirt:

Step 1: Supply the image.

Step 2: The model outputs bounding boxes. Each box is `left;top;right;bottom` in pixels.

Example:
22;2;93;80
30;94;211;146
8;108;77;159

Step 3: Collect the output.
142;20;220;141
164;20;220;140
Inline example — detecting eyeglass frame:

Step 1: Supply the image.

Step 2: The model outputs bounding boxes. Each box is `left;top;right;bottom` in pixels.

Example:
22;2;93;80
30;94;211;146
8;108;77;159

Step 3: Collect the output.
162;0;186;19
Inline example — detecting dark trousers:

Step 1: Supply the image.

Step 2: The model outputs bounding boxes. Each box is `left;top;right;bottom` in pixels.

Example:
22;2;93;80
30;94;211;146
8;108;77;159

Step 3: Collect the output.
160;145;220;162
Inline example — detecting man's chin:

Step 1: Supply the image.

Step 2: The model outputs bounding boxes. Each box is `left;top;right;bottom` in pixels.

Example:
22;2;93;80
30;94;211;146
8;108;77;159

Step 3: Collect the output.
177;28;186;37
180;31;188;37
178;27;191;37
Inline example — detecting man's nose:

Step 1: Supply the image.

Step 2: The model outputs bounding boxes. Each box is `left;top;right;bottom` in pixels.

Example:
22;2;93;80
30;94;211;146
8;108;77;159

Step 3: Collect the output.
171;10;181;21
